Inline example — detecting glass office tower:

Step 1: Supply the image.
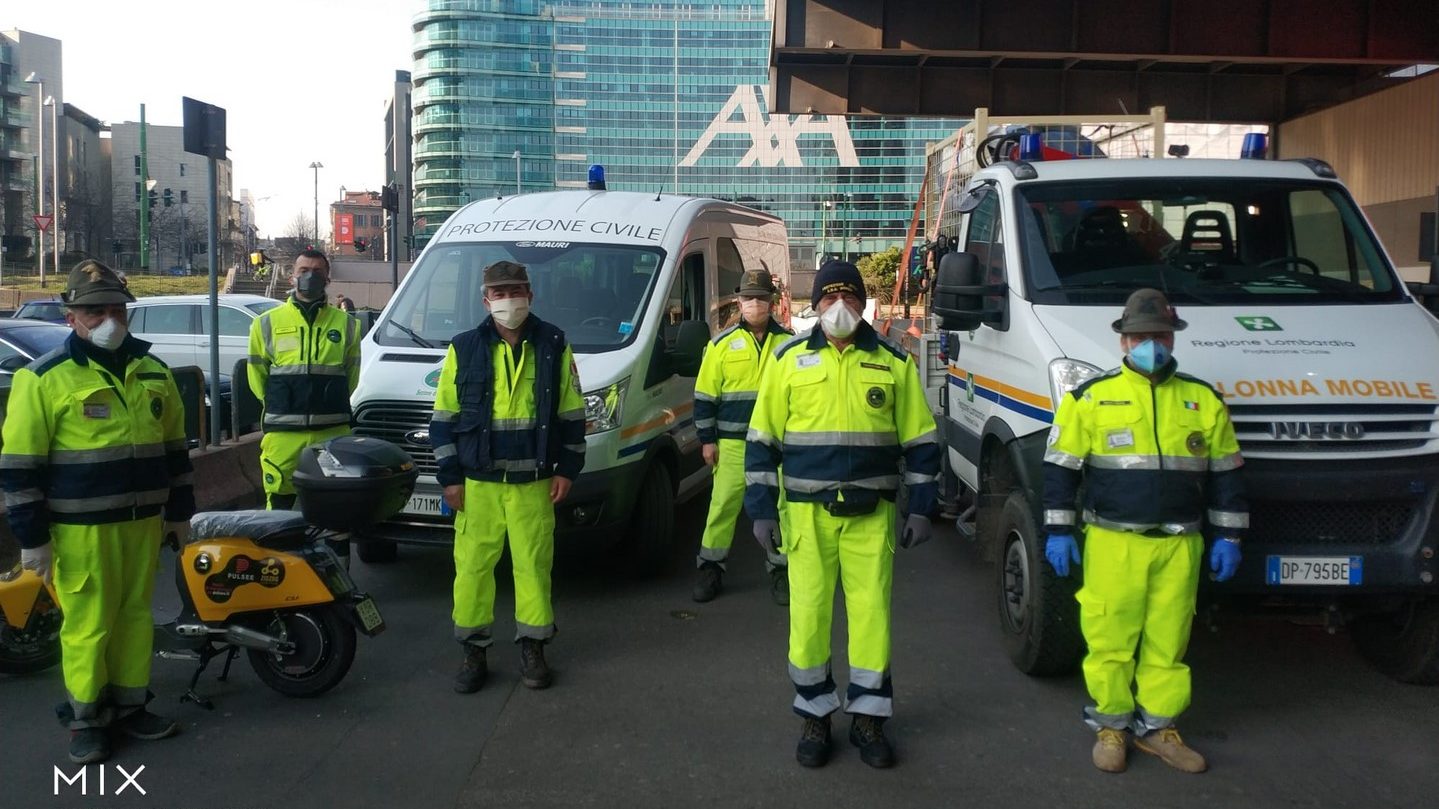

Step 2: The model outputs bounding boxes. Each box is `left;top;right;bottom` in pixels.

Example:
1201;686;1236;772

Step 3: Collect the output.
412;0;963;267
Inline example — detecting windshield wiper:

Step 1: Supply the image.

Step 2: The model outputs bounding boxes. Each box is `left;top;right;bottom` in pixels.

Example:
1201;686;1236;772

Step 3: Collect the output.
386;320;437;349
1038;279;1142;292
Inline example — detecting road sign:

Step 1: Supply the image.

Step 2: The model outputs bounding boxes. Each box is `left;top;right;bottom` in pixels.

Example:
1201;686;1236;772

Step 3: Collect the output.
33;214;53;232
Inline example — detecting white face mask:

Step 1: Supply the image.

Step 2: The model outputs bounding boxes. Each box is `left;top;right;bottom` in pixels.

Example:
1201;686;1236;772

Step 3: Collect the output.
87;317;128;351
739;298;770;327
487;297;530;330
818;300;861;339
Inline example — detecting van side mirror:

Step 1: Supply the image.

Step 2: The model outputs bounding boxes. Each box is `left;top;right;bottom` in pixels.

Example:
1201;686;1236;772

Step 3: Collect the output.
668;320;709;377
933;252;1006;331
1405;254;1439;313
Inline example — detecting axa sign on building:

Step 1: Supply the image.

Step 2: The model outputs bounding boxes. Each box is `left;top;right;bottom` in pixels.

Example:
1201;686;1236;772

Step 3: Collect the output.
681;85;859;168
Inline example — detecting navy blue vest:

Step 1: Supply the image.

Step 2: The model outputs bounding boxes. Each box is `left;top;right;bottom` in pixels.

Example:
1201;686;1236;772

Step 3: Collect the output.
450;317;568;478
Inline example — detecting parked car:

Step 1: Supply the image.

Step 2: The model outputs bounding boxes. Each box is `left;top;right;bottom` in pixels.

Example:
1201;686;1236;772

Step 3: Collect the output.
10;298;66;324
126;293;281;375
0;319;71;376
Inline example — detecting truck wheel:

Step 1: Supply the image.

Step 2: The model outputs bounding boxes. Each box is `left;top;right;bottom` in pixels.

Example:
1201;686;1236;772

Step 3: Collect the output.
625;463;675;577
995;489;1084;676
1352;600;1439;685
356;538;398;564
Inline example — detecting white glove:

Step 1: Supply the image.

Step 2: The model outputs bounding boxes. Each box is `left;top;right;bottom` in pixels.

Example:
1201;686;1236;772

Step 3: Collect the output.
21;544;53;585
164;520;192;547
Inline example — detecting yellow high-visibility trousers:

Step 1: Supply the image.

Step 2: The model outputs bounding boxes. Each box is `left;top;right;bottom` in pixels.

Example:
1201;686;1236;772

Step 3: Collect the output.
1077;524;1203;732
452;478;556;646
259;425;351;507
52;517;163;729
698;438;785;570
784;499;895;718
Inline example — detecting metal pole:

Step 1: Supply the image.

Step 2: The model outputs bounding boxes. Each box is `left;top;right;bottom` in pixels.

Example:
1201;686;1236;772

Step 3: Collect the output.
35;80;44;281
140;104;150;271
389;210;399;291
49;98;58;283
313;166;319;245
207;157;222;446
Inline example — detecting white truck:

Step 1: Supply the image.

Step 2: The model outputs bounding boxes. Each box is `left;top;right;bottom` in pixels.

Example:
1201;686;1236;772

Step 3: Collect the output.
347;181;790;572
914;131;1439;684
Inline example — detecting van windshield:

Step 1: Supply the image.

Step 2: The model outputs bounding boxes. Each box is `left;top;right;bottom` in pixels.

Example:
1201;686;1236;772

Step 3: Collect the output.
1016;178;1404;306
375;242;666;352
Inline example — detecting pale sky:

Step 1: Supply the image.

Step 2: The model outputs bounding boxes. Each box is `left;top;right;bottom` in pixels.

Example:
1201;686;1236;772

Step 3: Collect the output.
8;0;420;239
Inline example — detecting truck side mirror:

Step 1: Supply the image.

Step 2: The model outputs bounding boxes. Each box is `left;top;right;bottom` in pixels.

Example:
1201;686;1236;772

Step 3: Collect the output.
933;252;1005;331
668;320;709;377
1405;254;1439;313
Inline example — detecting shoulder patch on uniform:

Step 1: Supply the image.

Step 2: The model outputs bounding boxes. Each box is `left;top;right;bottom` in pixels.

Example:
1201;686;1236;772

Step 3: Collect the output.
773;330;813;359
1071;368;1123;400
712;323;742;346
1174;372;1226;402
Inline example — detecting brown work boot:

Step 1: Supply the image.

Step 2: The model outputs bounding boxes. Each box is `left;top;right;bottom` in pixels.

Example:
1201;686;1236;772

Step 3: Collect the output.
453;645;487;693
1135;727;1208;773
519;638;552;689
1091;727;1129;773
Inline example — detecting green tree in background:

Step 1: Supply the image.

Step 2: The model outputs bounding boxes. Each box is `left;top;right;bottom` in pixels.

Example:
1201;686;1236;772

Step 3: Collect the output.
857;246;901;305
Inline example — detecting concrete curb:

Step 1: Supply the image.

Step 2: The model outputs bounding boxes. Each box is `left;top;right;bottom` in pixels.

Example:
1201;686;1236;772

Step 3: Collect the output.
190;431;265;512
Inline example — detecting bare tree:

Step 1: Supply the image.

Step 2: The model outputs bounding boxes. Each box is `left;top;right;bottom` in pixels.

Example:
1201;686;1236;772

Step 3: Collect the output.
285;212;316;244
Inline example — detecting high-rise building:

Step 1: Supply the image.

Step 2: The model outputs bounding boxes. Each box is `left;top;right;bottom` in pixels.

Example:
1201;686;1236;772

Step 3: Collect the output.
410;1;962;268
61;102;110;259
1;29;64;268
109;121;234;272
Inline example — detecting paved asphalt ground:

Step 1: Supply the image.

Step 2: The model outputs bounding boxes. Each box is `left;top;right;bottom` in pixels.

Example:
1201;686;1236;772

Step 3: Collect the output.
3;501;1438;809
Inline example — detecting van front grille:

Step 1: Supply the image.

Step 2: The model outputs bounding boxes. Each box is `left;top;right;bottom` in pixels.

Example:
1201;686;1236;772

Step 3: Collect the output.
353;401;437;475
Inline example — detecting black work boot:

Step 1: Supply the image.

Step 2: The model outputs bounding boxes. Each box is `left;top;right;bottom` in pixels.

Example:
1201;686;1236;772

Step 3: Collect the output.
769;567;790;606
115;708;180;740
849;715;895;768
453;645;488;693
796;715;832;768
68;728;110;764
692;562;724;603
519;638;552;689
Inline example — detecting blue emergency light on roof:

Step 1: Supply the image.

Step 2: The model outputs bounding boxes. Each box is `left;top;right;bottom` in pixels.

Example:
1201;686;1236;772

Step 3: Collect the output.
1019;132;1044;162
1241;132;1268;160
587;164;607;190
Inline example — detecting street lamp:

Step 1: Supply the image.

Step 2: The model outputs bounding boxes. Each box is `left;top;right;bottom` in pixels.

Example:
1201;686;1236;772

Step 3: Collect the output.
308;161;324;246
45;96;58;279
841;193;853;263
820;199;832;266
512;150;521;195
24;73;44;284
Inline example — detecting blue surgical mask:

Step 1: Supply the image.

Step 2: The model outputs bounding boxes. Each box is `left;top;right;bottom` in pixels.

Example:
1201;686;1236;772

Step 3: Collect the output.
1128;339;1171;374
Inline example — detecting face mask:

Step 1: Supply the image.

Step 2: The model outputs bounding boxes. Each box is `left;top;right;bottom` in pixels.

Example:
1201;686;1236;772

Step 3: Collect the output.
296;271;328;300
88;317;128;352
819;300;861;339
1128;339;1171;374
488;297;530;330
739;298;769;326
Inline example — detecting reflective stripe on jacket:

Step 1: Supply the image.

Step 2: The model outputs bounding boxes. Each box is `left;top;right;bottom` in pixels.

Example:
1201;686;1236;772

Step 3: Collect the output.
1042;361;1247;536
246;298;360;432
0;334;195;548
744;322;941;521
694;318;793;443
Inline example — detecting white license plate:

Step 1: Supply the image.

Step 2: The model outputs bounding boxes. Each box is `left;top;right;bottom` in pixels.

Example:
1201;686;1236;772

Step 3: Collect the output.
1266;555;1363;586
402;494;449;517
353;597;385;633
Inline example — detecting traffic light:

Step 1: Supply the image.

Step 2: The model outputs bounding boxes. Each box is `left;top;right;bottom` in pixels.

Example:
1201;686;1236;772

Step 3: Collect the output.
148;189;158;210
163;188;173;207
380;183;399;213
354;237;367;253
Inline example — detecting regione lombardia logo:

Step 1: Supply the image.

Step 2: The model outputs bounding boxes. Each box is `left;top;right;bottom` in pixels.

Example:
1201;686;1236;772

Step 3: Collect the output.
681;85;859;168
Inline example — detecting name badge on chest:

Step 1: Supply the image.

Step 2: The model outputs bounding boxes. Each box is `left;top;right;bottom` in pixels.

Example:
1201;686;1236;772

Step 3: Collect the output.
729;338;746;351
796;353;820;369
83;403;111;419
1106;428;1134;449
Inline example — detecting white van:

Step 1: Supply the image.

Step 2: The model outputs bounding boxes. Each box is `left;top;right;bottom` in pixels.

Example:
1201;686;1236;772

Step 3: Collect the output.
929;152;1439;683
349;186;790;569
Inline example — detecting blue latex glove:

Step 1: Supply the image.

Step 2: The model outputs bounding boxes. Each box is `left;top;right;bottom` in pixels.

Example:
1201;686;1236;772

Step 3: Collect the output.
1045;533;1081;577
753;519;781;553
1210;538;1242;582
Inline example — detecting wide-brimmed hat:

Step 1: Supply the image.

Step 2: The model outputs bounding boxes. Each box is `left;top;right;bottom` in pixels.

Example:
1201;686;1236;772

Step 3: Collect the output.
482;260;530;288
1112;288;1187;333
62;259;136;306
736;269;777;297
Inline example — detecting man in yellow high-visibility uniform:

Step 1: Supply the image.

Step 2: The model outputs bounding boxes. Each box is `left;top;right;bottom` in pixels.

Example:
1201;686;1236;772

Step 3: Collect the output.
746;260;941;770
692;269;793;604
3;260;195;764
247;249;361;519
430;260;586;694
1043;288;1247;774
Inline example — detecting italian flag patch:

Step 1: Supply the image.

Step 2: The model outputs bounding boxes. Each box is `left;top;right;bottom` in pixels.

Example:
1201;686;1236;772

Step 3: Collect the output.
1183;400;1199;411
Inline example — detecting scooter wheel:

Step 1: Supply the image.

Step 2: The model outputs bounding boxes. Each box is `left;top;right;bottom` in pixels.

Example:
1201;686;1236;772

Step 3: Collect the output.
246;604;357;697
0;606;62;675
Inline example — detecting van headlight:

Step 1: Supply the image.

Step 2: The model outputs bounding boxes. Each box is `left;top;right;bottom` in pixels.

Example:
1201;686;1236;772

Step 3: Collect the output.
584;378;628;434
1048;358;1103;409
